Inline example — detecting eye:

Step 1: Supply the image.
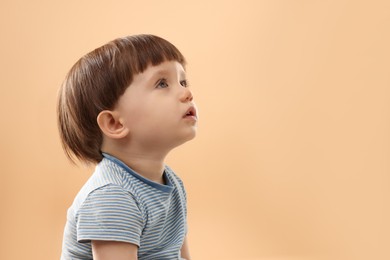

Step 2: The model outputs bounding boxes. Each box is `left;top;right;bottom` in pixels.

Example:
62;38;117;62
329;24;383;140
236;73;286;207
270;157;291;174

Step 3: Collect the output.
180;79;189;88
156;79;169;88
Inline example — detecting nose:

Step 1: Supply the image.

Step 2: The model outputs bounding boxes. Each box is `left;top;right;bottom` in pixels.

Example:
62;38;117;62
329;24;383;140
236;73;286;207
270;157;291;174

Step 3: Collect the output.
180;87;193;102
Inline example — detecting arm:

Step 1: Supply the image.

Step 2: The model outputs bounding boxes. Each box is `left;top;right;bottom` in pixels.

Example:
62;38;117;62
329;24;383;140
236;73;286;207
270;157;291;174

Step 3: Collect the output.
180;235;191;260
92;240;138;260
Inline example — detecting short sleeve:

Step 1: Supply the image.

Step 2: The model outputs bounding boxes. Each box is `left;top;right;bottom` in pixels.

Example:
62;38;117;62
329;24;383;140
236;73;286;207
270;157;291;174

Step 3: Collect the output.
76;184;144;246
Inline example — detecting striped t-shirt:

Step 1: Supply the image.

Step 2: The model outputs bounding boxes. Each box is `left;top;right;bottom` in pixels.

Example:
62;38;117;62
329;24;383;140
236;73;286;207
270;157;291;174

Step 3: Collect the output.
61;153;187;260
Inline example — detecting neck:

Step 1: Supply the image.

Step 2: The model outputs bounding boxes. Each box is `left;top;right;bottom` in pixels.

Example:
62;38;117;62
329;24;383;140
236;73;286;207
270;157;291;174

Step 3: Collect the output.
102;143;170;185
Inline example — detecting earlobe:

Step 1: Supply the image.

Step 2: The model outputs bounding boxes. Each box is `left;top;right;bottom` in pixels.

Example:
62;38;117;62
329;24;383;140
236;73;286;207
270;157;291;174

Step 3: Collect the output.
97;110;129;139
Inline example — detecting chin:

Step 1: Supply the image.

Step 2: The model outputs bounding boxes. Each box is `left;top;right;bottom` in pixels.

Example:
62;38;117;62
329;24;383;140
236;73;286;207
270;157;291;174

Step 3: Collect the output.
176;129;197;146
186;127;197;140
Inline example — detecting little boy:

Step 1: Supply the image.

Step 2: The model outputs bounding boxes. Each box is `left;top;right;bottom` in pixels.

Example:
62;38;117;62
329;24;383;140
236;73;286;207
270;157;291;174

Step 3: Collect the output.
58;34;197;260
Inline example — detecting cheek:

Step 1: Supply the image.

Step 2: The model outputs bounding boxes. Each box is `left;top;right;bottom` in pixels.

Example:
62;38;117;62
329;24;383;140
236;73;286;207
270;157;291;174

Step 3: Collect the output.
123;102;161;129
122;95;178;130
120;100;145;127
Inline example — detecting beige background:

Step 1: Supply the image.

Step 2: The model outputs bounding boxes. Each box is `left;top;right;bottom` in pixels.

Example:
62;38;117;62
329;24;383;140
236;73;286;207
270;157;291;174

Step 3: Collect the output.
0;0;389;259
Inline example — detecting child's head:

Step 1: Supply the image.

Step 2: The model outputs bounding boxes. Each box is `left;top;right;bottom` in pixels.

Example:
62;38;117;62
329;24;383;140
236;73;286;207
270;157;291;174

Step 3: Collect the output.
57;35;187;164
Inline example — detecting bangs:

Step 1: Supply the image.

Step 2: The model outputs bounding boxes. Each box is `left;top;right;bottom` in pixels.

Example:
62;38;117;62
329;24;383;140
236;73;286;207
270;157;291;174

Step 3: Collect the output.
112;34;186;75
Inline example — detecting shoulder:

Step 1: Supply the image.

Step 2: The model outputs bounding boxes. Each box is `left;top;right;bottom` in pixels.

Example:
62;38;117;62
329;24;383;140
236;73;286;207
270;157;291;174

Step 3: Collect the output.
74;183;143;221
85;183;133;202
69;159;137;214
79;183;142;217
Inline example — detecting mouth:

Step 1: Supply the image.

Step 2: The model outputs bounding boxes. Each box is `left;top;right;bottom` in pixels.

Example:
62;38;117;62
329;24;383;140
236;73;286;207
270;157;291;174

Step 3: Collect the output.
183;106;198;120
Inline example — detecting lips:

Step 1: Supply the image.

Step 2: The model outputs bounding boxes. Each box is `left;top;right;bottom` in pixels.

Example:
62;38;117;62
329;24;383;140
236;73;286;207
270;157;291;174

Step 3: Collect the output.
183;106;197;120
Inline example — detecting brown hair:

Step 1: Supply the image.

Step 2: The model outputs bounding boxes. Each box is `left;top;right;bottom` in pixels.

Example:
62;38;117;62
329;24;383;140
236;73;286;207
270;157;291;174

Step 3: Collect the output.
57;34;186;164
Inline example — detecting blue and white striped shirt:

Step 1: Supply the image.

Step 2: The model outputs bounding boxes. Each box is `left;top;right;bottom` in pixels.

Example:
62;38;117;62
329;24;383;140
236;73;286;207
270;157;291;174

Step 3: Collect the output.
61;154;187;260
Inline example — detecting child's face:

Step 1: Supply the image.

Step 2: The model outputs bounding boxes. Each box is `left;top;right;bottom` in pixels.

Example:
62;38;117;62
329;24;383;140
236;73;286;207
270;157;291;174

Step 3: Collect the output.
114;60;198;150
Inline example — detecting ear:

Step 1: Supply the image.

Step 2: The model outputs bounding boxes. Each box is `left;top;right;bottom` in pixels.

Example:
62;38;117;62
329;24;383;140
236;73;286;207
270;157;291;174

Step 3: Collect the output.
97;110;129;139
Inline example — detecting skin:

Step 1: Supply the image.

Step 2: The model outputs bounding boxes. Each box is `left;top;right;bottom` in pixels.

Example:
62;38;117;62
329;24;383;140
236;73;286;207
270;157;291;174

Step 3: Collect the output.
94;60;197;259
